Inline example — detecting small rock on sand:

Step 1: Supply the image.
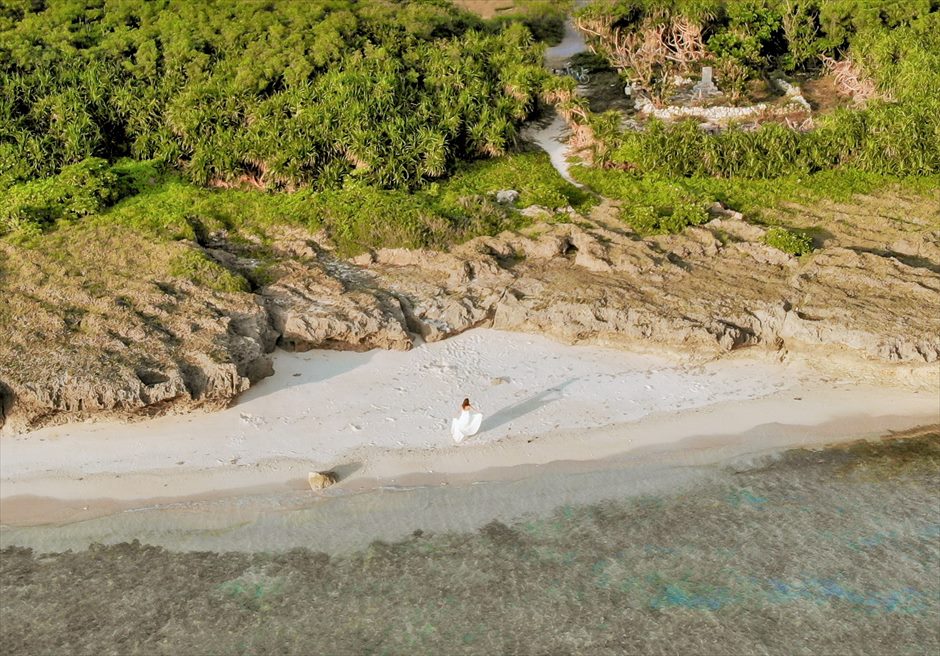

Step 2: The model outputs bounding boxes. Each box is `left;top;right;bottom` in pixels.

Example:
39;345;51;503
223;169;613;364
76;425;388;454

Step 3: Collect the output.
308;471;338;490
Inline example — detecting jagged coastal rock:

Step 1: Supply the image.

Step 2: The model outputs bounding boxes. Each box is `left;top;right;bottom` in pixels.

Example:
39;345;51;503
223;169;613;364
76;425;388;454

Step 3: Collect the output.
1;196;937;432
261;263;413;353
346;200;939;365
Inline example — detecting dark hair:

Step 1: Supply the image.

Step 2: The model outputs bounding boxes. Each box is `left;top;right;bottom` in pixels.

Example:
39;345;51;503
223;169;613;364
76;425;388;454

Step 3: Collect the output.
462;398;471;409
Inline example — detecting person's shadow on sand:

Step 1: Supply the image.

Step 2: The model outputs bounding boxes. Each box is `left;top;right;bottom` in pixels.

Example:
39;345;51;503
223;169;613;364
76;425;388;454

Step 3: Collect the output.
481;378;578;433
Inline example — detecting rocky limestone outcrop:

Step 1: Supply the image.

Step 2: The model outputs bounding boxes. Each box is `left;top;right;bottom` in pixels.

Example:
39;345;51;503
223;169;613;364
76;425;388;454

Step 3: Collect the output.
0;258;278;432
261;262;412;352
2;193;937;433
1;327;276;432
351;203;939;363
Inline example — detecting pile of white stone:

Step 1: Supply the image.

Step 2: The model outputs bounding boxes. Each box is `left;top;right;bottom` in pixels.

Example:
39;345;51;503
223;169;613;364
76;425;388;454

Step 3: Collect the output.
773;78;812;111
635;96;772;122
634;73;812;126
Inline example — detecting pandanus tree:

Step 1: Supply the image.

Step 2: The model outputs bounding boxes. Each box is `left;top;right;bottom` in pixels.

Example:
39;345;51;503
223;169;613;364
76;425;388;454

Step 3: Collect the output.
1;0;550;193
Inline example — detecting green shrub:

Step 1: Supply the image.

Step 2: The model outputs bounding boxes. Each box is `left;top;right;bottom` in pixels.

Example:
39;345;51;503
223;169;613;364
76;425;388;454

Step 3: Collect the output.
169;249;250;293
670;202;710;228
780;1;824;71
763;226;813;255
625;205;660;234
623;201;711;235
0;158;120;234
815;0;937;52
707;2;783;98
600;88;939;179
0;0;551;189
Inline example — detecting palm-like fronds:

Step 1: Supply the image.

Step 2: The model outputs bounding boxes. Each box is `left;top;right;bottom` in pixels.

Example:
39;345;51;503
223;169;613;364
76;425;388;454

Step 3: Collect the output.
1;0;547;191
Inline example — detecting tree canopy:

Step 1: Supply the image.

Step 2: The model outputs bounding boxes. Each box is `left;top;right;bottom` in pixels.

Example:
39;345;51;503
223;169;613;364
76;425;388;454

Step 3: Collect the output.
0;0;553;190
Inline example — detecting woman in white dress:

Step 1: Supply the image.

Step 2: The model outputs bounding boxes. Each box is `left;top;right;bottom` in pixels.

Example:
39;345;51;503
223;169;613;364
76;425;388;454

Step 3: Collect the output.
451;398;483;443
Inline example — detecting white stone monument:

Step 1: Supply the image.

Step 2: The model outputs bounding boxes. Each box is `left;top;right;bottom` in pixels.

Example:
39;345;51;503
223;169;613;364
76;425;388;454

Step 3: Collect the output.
692;66;720;99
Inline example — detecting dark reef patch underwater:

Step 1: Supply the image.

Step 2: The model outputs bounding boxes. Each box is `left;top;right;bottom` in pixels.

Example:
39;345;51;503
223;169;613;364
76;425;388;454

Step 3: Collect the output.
2;433;939;655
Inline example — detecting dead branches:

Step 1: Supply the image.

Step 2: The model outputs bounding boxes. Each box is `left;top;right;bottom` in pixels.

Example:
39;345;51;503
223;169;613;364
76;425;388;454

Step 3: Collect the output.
669;18;708;69
574;13;707;96
542;87;601;162
820;55;884;104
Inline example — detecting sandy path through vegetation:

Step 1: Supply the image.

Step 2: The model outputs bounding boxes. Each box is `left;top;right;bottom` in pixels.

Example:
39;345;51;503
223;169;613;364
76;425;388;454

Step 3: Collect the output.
526;3;590;184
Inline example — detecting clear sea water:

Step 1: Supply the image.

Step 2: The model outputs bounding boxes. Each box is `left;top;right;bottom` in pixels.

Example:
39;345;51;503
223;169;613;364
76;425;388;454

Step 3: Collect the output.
2;433;938;655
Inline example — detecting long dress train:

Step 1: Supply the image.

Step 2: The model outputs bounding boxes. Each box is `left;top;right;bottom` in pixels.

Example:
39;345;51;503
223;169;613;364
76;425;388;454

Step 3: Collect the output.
451;409;483;443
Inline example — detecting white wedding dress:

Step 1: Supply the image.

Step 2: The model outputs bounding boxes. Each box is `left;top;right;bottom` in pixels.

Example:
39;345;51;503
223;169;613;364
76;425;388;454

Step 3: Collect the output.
451;409;483;443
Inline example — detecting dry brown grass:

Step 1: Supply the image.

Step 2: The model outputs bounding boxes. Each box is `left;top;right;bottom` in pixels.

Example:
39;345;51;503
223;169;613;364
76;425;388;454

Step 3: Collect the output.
453;0;517;18
771;188;940;258
0;224;270;428
799;73;855;113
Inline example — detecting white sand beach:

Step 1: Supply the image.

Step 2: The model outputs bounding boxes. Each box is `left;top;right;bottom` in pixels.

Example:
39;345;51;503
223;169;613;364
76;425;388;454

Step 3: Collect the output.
1;328;938;530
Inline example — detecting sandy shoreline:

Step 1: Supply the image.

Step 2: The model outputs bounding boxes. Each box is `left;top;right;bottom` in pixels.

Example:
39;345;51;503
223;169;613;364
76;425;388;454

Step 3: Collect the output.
2;329;938;531
2;416;937;554
2;406;936;530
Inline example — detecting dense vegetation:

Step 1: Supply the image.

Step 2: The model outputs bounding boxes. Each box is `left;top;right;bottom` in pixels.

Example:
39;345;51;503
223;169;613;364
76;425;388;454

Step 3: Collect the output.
1;0;937;253
576;0;940;97
0;0;560;195
5;150;588;258
589;12;939;172
566;0;939;235
577;0;939;173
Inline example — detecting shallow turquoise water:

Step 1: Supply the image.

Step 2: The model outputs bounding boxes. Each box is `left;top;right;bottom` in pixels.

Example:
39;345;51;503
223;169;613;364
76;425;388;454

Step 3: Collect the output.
2;434;938;655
